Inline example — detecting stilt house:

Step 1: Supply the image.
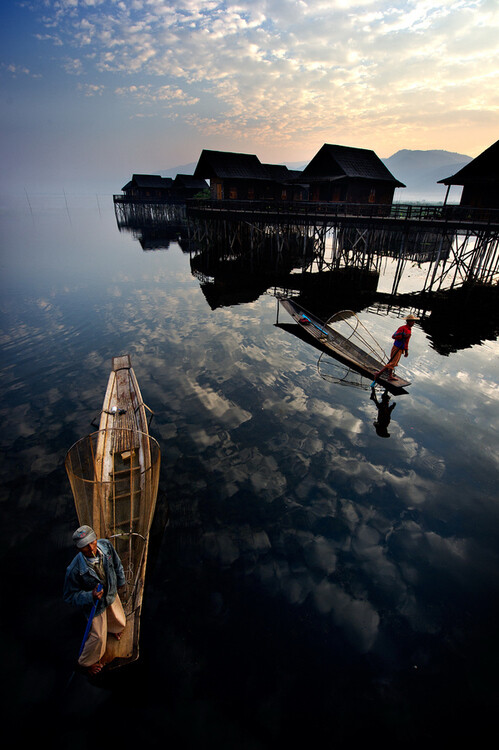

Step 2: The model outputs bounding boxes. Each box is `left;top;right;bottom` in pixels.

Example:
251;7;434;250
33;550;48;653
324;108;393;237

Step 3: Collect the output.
172;174;209;199
299;144;405;204
437;140;499;209
193;149;303;200
121;174;174;198
263;164;307;201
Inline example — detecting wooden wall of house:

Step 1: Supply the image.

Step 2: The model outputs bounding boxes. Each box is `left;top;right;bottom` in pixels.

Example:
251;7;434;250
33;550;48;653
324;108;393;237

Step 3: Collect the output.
309;180;395;204
124;187;171;198
345;180;395;204
211;178;297;201
207;177;398;204
461;185;499;209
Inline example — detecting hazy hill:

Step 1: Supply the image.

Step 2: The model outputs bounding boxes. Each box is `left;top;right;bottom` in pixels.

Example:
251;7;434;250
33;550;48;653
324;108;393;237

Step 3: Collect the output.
161;150;473;201
162;161;197;177
382;149;472;201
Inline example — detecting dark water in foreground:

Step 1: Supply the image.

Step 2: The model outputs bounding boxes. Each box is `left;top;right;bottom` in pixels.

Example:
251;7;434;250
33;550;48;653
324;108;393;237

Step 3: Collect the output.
1;193;498;747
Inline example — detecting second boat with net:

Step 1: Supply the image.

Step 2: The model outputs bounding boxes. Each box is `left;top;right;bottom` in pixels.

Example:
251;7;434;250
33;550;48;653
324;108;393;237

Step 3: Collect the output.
278;297;411;392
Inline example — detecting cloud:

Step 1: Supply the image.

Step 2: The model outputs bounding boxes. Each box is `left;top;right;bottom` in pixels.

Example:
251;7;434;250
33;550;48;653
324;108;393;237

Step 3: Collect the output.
1;63;41;78
62;57;85;75
21;0;498;152
78;82;105;95
114;83;199;106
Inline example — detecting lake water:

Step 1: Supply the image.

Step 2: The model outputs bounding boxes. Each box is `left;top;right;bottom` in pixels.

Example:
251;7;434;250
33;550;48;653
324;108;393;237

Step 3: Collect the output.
1;192;498;748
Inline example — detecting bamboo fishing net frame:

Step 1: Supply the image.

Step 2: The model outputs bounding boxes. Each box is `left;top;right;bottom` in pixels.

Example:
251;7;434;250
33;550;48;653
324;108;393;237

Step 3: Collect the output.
65;428;160;610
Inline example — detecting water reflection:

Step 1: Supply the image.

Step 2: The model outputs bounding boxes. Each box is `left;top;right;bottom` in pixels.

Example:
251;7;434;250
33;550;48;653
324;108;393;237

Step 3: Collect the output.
114;200;188;251
370;387;397;438
2;194;499;747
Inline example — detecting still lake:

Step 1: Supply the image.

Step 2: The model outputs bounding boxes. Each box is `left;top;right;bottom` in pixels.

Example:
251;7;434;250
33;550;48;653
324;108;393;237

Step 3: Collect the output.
1;192;498;748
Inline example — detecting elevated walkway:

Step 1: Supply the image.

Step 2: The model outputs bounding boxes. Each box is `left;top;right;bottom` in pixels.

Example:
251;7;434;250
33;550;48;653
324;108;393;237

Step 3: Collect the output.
186;199;499;233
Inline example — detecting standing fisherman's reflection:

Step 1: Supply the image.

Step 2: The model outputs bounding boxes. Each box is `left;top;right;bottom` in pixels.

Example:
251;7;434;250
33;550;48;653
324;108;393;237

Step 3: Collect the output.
370;387;396;438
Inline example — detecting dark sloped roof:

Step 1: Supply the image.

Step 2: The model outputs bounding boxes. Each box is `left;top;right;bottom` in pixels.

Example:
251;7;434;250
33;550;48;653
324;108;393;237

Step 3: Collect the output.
437;140;499;185
173;174;208;189
262;163;302;182
122;174;173;190
285;169;303;180
193;150;270;180
302;144;405;187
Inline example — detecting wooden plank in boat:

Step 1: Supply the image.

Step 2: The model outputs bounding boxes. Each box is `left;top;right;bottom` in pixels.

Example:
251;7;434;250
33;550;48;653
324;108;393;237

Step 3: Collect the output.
113;354;132;372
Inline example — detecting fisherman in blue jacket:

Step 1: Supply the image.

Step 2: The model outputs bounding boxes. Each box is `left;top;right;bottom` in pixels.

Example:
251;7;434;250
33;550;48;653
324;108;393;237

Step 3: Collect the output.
64;525;127;676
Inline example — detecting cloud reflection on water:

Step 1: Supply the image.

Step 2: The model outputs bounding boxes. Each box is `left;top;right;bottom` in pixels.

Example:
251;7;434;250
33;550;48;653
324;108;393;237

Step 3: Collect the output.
2;201;499;735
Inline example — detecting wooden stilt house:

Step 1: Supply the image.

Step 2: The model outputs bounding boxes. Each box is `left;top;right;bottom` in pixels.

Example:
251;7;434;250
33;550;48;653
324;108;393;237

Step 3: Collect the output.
262;164;307;201
172;174;209;199
193;149;302;200
121;174;174;199
437;140;499;209
299;144;405;204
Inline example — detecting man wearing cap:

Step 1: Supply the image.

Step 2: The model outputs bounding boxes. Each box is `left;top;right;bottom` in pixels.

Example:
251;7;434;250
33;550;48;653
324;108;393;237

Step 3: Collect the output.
63;525;127;676
374;314;418;381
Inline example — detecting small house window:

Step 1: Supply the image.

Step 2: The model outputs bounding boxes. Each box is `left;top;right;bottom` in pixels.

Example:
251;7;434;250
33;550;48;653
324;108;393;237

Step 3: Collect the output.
229;186;238;199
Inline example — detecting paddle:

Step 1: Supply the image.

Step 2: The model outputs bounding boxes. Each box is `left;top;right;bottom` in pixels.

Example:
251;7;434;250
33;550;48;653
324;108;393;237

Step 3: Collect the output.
77;583;103;657
66;583;103;688
302;314;329;337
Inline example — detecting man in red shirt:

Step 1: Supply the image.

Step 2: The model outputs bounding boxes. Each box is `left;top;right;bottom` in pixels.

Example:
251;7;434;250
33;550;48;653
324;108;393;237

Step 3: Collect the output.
374;314;418;381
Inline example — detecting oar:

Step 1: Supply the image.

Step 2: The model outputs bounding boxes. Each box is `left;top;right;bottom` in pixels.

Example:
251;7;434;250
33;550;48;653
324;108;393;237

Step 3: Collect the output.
66;583;103;688
77;583;103;658
301;314;330;337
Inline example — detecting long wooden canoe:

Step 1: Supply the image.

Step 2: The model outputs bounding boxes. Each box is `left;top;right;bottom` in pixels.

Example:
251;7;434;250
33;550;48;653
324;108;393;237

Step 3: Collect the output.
65;355;161;669
279;298;411;392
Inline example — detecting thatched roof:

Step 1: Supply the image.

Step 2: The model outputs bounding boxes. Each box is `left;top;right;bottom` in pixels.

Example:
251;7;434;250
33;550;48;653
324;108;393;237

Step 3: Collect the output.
437;140;499;186
302;144;405;187
122;174;173;191
262;163;301;183
194;150;269;180
193;150;304;185
173;174;208;189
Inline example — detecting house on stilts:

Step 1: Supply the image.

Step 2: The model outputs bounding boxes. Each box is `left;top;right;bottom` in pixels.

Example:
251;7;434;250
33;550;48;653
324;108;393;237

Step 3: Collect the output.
298;143;405;204
121;174;174;199
438;139;499;209
193;149;305;201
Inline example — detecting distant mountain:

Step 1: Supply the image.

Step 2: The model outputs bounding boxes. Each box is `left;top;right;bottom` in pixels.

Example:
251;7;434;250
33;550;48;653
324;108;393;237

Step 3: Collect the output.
161;161;197;177
382;149;472;200
161;150;473;201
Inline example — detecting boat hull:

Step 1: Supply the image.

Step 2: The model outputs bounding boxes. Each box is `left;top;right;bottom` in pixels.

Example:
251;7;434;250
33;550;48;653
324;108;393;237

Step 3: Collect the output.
65;355;160;669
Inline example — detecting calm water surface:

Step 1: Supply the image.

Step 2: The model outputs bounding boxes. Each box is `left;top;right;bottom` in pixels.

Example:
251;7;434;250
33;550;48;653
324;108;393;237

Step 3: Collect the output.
1;192;498;747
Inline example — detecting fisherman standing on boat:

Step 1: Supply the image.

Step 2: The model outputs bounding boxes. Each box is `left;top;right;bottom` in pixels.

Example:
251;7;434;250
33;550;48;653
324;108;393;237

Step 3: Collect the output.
374;314;418;382
64;525;127;676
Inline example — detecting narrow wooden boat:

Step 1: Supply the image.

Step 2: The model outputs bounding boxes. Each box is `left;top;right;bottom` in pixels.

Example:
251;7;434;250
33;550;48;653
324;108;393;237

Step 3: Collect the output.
279;297;411;392
65;355;161;669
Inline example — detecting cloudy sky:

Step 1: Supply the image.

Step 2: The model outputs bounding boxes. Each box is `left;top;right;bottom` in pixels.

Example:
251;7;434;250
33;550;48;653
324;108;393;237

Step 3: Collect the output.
1;0;498;192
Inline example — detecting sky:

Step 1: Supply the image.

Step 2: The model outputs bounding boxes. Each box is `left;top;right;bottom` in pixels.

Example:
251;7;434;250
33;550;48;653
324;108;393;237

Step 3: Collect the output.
0;0;498;193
